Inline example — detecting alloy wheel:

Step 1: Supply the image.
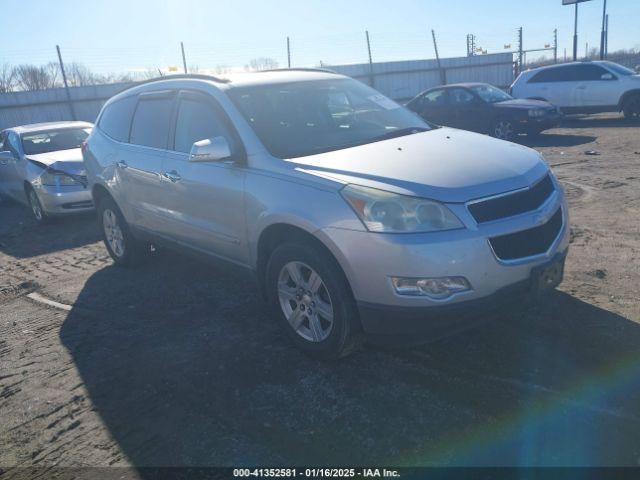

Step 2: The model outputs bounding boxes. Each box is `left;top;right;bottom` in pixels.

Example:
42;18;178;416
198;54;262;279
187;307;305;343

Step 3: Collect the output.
277;261;334;342
103;209;125;258
494;120;514;140
28;190;43;221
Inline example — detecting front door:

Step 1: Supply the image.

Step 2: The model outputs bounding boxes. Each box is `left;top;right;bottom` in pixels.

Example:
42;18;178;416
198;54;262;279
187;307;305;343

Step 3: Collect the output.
159;90;247;264
447;88;483;132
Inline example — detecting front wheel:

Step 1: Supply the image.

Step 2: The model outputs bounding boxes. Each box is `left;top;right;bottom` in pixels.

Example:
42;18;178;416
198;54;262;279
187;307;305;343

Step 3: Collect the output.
266;242;362;359
26;185;48;224
97;195;149;267
491;118;515;141
623;94;640;120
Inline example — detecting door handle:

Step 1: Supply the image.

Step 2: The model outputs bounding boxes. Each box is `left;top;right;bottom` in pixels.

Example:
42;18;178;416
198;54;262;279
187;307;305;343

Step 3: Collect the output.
0;159;7;166
116;160;128;169
162;170;182;183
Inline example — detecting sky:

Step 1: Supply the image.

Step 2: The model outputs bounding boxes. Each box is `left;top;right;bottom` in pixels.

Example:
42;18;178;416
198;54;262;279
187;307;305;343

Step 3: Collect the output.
1;0;639;75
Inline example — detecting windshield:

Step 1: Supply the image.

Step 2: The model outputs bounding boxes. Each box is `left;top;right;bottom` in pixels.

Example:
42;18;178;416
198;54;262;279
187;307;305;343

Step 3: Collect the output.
471;84;513;103
602;62;635;76
21;128;91;155
227;78;430;158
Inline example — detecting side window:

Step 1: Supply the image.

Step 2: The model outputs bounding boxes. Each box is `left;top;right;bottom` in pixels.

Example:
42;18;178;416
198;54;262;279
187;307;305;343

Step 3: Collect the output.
575;64;613;81
173;96;233;154
529;66;566;83
449;88;475;105
0;131;5;151
129;96;174;149
424;89;447;106
98;95;137;142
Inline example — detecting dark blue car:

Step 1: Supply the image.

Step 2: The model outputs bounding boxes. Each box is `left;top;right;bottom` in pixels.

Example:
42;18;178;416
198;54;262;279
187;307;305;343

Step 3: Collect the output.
407;82;562;141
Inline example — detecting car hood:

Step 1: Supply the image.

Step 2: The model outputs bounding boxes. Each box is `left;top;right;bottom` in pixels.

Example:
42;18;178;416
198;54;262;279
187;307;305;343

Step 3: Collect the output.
493;98;555;109
290;127;549;203
25;148;86;175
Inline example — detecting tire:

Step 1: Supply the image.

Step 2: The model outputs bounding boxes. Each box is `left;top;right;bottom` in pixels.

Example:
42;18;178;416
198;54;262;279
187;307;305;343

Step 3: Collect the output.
96;195;149;267
622;94;640;120
266;242;363;359
491;118;515;141
25;185;49;224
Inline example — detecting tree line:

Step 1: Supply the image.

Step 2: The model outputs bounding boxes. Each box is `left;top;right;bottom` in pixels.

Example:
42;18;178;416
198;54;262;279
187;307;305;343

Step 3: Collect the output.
0;57;281;93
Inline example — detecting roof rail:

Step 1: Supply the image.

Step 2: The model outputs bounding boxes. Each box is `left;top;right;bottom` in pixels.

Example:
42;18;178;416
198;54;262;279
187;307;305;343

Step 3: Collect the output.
131;73;231;86
259;67;338;74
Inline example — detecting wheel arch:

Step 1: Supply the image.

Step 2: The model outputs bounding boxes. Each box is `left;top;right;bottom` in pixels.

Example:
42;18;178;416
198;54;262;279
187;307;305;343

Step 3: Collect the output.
618;89;640;111
255;222;356;305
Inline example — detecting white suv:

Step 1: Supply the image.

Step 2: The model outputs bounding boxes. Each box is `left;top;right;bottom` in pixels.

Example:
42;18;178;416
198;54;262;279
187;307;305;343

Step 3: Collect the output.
511;61;640;119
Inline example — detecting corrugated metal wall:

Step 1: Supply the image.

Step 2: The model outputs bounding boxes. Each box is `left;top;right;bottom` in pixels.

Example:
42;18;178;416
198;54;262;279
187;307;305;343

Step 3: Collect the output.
329;52;514;102
0;53;514;131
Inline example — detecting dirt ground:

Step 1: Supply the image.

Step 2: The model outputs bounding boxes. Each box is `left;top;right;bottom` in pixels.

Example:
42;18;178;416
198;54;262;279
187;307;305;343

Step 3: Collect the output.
1;114;640;477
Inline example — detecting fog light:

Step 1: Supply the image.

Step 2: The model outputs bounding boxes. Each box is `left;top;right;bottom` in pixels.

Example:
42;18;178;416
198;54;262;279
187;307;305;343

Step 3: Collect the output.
391;276;471;299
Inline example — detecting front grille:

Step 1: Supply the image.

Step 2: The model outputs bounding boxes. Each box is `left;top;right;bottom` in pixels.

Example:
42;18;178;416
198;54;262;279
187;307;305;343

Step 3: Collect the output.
468;174;554;223
489;207;563;261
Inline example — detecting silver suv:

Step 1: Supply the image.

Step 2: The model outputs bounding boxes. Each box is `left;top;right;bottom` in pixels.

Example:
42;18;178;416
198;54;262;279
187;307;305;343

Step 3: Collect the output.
84;70;569;358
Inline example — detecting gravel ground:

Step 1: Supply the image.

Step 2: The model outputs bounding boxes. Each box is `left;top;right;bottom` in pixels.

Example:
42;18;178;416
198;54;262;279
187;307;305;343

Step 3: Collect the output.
1;114;640;476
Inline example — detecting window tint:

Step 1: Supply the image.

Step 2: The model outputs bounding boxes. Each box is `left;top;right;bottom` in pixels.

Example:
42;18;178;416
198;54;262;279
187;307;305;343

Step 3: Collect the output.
130;96;174;149
99;95;137;142
529;66;581;83
575;64;613;80
424;89;447;106
174;97;232;153
449;88;475;105
530;64;614;83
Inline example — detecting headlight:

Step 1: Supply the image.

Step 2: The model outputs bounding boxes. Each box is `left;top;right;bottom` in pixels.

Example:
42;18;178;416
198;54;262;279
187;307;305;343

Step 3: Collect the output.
40;170;81;187
341;184;463;233
528;109;545;118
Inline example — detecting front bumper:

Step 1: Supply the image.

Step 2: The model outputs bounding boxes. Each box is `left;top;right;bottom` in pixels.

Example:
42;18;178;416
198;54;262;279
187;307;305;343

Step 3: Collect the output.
33;183;94;215
319;187;569;335
516;113;562;133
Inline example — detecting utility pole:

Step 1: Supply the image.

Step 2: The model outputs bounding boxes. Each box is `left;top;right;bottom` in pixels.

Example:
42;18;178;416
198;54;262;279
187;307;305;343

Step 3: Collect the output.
432;29;446;85
605;14;609;56
466;34;476;57
180;42;187;74
365;30;374;87
286;36;291;68
55;45;76;120
517;27;523;75
585;42;589;59
573;2;579;61
564;48;567;62
553;29;558;63
600;0;607;59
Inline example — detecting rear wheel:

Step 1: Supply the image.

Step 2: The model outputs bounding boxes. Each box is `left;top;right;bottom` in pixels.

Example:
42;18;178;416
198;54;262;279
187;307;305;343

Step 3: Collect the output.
622;94;640;120
491;118;515;141
97;195;150;267
26;185;48;224
266;242;362;359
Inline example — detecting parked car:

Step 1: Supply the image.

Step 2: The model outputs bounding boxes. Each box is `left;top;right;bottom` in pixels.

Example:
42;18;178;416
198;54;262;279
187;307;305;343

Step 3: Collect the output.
0;121;94;222
511;60;640;119
84;71;569;358
406;83;561;141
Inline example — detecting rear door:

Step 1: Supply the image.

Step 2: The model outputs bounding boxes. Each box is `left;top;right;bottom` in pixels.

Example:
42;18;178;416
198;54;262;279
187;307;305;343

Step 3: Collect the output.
447;88;484;132
412;89;449;125
120;90;176;231
525;65;576;107
159;90;247;263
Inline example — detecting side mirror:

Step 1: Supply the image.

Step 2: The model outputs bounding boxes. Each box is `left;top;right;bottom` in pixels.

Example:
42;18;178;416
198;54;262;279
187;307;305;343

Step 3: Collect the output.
188;136;232;163
0;150;16;161
601;73;615;80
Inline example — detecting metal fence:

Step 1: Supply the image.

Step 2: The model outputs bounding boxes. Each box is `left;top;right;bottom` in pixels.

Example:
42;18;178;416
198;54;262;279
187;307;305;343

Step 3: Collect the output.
0;52;514;131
